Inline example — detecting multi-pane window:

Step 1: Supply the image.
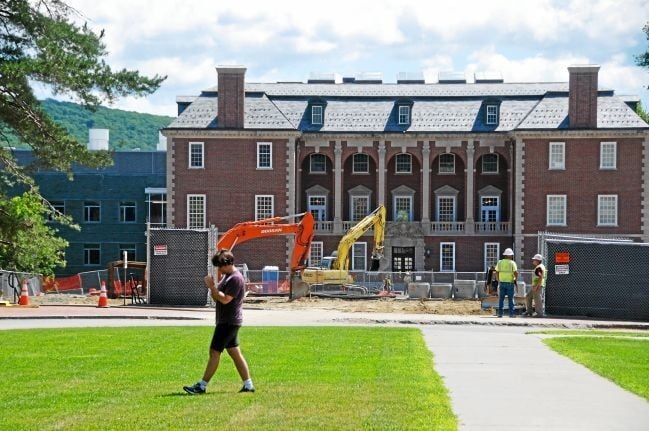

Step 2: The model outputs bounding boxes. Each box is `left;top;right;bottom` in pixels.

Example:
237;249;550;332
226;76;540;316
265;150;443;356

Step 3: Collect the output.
353;153;369;173
84;244;100;265
310;154;326;173
147;193;167;227
439;153;455;173
482;154;498;173
308;241;323;267
600;142;616;170
119;201;136;223
395;153;412;173
486;105;498;125
352;242;367;271
312;105;323;125
187;194;205;229
549;142;565;170
255;195;274;220
119;244;136;262
547;195;567;226
189;142;204;168
47;201;65;221
351;196;369;222
437;197;456;222
484;243;500;271
598;195;618;226
398;105;410;125
440;242;455;272
394;196;412;221
84;201;100;222
308;196;327;222
257;142;272;169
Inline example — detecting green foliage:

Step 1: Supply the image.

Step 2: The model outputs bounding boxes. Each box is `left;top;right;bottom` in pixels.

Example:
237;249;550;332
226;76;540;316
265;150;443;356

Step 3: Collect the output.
636;101;649;125
0;327;458;431
0;0;165;273
637;22;649;89
0;190;68;274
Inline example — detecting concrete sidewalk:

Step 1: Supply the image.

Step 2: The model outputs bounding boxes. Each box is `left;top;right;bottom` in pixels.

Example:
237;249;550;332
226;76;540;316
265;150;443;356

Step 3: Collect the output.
422;325;649;431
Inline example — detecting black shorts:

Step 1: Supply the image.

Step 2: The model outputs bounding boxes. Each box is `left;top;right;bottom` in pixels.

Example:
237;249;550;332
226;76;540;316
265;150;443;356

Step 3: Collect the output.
210;324;241;352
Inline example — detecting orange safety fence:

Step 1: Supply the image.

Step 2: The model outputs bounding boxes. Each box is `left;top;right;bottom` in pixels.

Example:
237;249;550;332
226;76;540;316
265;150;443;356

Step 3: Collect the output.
112;279;142;297
43;274;82;292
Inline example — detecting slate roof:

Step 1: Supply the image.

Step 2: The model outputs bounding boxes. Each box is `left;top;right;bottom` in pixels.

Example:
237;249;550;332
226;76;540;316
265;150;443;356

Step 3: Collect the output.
166;81;648;132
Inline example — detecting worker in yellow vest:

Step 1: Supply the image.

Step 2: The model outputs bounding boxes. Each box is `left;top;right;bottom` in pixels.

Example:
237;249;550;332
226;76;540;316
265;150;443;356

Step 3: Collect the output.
522;253;546;317
495;248;518;317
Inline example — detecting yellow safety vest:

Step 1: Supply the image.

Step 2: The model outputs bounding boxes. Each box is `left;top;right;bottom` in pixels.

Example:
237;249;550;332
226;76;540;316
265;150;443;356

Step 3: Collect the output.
496;259;517;283
533;263;547;288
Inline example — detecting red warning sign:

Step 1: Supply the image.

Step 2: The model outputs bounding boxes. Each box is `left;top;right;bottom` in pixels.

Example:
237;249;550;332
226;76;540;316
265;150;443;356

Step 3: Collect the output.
555;252;570;264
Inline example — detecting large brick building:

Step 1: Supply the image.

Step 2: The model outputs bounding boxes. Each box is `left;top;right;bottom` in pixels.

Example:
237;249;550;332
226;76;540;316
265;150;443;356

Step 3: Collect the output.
162;65;648;272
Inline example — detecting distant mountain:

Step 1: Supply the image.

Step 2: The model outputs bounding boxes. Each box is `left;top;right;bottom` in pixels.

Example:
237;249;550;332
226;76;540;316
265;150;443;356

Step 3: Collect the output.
4;99;175;151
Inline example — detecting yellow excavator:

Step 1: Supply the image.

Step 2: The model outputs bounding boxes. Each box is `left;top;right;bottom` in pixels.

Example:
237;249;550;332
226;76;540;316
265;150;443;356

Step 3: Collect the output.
301;205;386;286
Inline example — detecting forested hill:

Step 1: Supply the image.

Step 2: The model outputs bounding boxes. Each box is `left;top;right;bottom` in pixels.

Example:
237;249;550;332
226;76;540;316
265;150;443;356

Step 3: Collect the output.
7;99;175;151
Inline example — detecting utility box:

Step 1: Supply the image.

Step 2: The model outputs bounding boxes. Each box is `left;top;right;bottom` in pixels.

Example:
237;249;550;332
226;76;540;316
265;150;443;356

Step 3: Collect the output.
262;266;279;294
408;282;430;299
453;280;476;299
430;283;453;299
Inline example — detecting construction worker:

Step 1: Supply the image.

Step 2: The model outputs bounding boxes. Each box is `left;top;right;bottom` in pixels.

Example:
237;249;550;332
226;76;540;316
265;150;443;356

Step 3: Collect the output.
495;248;518;317
522;254;546;317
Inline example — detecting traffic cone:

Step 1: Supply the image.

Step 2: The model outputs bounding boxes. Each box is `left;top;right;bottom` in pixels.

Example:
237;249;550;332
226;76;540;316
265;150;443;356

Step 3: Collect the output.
18;280;30;306
97;281;109;308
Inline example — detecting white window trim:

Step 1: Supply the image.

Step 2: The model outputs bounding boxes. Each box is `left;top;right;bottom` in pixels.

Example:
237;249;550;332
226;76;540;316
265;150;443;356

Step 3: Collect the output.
350;195;370;221
599;141;617;170
480;196;501;223
438;153;456;174
186;194;206;229
486;105;498;125
351;242;367;271
393;195;414;221
398;105;410;125
549;142;565;170
312;105;323;125
188;142;204;169
484;242;500;271
255;194;274;221
119;201;137;223
482;153;499;174
83;244;101;266
436;195;457;222
352;153;369;174
119;244;137;262
440;242;456;272
597;194;618;227
84;201;101;223
309;241;324;267
256;142;273;169
395;153;412;174
546;194;567;226
310;154;326;173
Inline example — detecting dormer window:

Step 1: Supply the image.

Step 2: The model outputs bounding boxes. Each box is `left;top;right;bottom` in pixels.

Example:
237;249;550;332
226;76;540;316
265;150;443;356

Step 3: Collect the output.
398;105;410;125
312;105;323;125
486;105;498;124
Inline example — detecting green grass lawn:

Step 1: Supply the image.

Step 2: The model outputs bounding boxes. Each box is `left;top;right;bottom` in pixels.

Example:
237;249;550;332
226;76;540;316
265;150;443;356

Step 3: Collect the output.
530;329;649;338
0;327;457;431
543;333;649;401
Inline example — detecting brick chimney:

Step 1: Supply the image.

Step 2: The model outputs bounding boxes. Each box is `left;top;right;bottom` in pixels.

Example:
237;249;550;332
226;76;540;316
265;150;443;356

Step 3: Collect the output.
568;65;599;129
216;66;246;128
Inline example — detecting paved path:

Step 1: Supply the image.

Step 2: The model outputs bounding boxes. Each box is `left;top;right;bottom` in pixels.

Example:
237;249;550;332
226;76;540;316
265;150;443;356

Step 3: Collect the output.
422;325;649;431
2;306;648;431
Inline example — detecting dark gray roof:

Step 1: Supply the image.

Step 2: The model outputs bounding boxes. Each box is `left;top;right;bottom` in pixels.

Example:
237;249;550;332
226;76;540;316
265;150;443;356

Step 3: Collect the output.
167;81;647;132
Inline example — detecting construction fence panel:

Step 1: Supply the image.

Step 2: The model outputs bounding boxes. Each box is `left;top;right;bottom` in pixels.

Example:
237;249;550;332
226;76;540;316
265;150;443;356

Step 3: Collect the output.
545;240;649;321
0;270;42;302
148;228;214;306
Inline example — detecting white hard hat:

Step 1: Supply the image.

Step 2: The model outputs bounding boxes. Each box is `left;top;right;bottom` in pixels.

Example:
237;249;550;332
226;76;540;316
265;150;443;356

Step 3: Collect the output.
532;254;543;261
503;248;514;256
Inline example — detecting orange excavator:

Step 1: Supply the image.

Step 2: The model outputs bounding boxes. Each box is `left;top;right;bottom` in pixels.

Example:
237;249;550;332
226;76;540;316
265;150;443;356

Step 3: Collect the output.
215;211;315;298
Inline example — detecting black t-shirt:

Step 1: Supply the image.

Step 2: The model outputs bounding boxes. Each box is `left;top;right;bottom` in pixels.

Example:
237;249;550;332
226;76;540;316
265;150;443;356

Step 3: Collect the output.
216;270;245;325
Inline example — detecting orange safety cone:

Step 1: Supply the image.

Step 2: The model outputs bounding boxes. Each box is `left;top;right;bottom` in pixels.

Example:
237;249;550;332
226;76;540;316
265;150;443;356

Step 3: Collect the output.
18;280;30;306
97;281;109;308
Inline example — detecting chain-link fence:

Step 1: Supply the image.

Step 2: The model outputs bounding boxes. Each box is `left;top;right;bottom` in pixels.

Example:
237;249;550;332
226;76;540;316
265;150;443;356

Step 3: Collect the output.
545;239;649;321
147;226;216;306
0;270;42;302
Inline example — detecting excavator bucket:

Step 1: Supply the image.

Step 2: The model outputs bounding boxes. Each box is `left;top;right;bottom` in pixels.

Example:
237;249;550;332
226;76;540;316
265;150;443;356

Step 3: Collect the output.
370;257;381;271
290;274;310;300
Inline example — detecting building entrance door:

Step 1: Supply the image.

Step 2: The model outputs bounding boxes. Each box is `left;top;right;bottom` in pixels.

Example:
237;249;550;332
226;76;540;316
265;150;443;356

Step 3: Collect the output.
392;246;415;272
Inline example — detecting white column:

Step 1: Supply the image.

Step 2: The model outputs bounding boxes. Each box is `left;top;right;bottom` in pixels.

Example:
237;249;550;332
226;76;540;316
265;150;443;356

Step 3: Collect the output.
513;139;524;265
286;140;296;215
334;141;343;234
378;141;386;206
465;142;475;234
421;142;431;233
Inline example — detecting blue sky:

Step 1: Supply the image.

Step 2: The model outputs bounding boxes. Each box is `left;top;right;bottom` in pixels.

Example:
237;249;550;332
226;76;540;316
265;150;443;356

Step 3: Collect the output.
39;0;649;117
